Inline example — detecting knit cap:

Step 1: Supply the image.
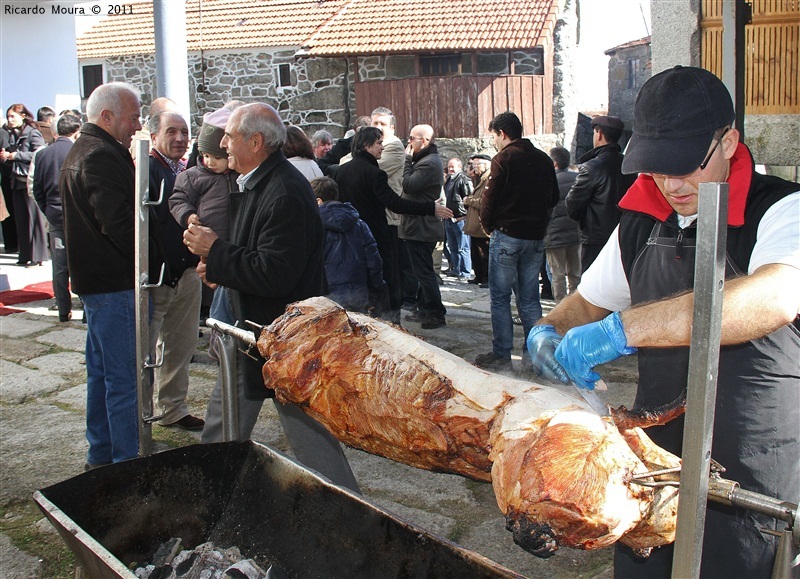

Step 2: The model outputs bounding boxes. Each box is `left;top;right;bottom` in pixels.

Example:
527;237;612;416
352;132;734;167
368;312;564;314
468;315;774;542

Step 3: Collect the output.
196;107;232;158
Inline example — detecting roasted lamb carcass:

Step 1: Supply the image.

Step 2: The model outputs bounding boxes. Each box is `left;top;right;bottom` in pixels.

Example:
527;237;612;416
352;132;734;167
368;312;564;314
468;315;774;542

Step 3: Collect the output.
256;297;682;556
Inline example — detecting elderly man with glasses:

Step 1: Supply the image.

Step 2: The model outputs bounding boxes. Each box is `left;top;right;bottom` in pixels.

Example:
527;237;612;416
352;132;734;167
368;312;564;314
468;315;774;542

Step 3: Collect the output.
527;65;799;578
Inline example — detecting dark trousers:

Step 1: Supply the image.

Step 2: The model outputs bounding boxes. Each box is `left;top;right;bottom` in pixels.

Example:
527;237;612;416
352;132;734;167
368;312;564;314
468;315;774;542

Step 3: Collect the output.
49;228;71;318
404;239;446;321
580;243;604;274
470;236;490;283
392;225;418;309
0;179;17;252
12;184;48;263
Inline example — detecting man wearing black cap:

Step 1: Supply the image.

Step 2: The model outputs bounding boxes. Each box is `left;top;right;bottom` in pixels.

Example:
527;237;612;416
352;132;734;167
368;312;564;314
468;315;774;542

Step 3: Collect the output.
527;66;798;577
565;115;636;272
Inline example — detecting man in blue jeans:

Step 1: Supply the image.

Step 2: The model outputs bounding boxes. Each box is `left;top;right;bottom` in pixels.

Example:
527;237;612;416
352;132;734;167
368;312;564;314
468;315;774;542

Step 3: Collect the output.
60;82;160;467
475;111;558;370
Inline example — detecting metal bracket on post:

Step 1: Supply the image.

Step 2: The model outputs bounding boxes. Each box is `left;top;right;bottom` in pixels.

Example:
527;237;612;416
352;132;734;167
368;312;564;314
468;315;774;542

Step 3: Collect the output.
672;182;729;578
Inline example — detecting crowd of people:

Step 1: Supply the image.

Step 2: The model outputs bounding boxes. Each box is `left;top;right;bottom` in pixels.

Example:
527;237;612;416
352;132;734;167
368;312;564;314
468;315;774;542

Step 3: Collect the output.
2;63;797;578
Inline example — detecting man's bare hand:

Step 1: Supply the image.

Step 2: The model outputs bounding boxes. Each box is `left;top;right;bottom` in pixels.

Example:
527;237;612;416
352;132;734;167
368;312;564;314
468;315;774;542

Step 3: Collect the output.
184;223;218;258
196;259;218;289
434;205;454;220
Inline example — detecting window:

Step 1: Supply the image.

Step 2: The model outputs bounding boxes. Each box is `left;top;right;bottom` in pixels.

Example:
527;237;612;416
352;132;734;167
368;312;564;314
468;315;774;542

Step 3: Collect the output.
82;64;104;97
277;63;292;88
420;54;463;77
627;58;640;90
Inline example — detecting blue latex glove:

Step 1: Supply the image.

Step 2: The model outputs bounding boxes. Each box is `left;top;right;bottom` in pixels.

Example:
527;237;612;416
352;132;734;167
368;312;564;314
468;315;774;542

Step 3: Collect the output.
555;312;637;390
526;325;570;384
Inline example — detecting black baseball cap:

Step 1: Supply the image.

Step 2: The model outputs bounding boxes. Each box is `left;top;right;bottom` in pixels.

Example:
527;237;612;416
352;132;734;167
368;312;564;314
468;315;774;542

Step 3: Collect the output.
622;66;735;175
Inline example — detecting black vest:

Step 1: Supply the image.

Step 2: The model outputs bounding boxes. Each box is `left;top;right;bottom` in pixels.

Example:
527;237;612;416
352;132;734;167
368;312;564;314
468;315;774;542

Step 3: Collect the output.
613;173;799;579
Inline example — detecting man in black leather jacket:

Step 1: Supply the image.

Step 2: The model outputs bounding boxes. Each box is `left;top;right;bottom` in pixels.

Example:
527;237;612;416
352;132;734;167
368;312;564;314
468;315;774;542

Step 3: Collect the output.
443;157;473;279
565;115;636;272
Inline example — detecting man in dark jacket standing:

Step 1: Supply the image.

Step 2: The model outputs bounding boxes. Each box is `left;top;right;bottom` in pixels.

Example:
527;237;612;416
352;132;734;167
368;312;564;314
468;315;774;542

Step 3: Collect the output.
544;147;581;303
147;111;205;431
443;157;473;279
565;115;636;272
400;124;447;329
476;111;558;370
32;113;81;322
183;103;360;493
59;82;146;466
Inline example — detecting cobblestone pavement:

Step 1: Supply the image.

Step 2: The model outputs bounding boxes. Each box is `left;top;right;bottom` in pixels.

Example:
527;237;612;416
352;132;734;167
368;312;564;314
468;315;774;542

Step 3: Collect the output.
0;257;639;578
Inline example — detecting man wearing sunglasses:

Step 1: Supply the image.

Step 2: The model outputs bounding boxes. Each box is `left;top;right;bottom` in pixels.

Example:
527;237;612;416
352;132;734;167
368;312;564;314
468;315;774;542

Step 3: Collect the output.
527;66;799;578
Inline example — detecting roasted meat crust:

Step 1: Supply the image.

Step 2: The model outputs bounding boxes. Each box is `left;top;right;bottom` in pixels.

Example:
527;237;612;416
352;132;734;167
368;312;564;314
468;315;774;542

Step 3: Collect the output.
259;298;497;480
256;297;682;554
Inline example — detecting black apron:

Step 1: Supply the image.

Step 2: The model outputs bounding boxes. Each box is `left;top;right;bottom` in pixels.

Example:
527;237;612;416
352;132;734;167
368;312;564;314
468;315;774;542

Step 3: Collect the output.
614;218;800;579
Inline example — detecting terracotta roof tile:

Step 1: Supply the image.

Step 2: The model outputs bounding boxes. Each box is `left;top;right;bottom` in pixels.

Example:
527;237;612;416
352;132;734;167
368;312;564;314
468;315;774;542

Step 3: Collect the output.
78;0;558;60
306;0;559;56
78;0;350;59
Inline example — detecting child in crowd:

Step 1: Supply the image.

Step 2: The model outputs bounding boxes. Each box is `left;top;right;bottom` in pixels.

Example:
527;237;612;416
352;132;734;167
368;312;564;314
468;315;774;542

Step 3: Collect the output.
311;177;387;314
169;106;239;242
170;105;240;339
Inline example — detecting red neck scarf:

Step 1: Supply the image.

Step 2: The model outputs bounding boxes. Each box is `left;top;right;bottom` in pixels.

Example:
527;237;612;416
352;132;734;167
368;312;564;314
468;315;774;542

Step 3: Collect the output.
619;142;753;226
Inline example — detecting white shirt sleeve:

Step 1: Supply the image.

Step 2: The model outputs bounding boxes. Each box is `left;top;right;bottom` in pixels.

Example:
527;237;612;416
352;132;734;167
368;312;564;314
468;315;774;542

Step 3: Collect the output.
748;192;800;273
577;192;800;312
576;225;632;312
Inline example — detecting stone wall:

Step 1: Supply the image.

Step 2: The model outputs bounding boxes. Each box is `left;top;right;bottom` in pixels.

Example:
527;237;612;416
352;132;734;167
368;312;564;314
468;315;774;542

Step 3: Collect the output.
650;0;701;72
551;0;579;157
102;49;351;137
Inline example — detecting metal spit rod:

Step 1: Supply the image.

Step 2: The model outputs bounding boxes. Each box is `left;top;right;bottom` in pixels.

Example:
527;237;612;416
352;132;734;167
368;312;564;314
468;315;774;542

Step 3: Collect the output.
672;182;729;578
205;318;259;442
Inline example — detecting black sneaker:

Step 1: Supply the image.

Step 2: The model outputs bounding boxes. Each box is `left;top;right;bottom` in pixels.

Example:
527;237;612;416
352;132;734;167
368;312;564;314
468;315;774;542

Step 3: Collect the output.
512;316;523;326
474;351;512;370
421;317;446;329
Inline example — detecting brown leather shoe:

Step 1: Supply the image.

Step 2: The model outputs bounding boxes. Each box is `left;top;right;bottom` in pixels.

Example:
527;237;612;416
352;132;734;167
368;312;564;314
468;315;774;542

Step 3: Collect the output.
163;415;205;431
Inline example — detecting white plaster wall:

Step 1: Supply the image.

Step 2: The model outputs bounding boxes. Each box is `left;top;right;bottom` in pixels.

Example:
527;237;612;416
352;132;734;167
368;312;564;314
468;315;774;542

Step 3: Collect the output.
0;1;81;113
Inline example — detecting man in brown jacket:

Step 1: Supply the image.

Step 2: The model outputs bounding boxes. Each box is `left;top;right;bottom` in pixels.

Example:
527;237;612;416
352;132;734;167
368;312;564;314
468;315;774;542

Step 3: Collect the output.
475;111;558;370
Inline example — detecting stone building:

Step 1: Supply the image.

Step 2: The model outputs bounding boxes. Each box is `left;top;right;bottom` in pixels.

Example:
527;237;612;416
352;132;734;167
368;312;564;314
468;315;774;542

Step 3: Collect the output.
77;0;579;150
604;36;652;140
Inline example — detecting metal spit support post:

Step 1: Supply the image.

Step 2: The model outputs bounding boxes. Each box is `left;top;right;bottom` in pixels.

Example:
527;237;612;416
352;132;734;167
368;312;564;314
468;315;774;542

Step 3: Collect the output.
205;318;258;441
672;182;729;578
134;139;167;456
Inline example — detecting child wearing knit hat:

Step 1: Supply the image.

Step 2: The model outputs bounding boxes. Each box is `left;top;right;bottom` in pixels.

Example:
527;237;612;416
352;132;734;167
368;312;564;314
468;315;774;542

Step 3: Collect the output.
169;104;241;242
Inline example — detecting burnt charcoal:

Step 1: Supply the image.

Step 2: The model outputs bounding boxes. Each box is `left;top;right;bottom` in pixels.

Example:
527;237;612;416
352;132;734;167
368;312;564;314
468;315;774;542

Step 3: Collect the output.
223;559;267;578
153;537;183;567
136;541;267;579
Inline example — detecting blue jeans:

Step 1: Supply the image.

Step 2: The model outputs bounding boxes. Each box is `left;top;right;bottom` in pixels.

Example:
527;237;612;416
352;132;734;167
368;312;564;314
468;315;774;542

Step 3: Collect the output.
488;230;544;359
445;219;472;276
82;290;139;464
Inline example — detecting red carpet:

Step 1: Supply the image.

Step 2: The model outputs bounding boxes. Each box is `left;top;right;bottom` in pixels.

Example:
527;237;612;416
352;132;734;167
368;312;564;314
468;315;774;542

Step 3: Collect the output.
0;281;55;315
